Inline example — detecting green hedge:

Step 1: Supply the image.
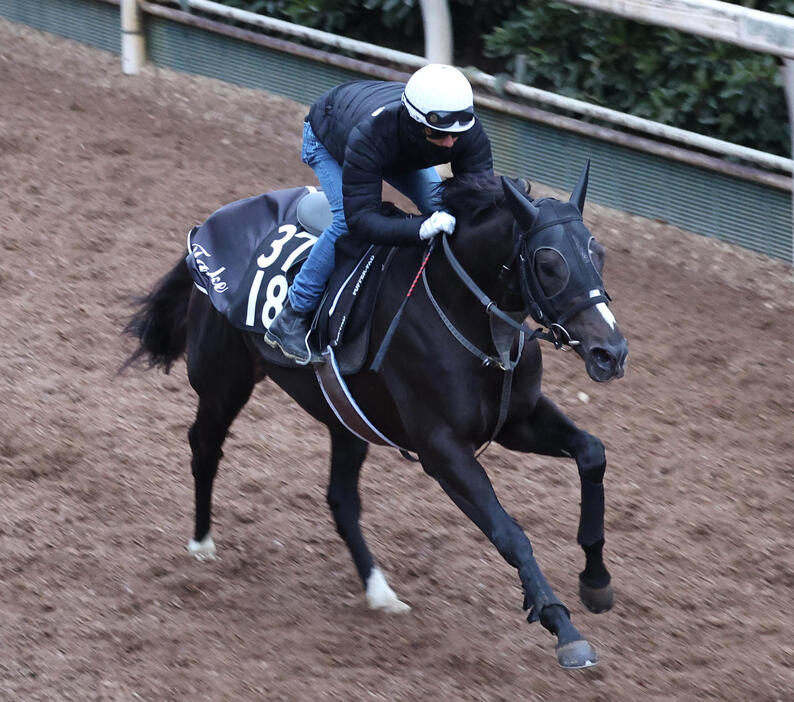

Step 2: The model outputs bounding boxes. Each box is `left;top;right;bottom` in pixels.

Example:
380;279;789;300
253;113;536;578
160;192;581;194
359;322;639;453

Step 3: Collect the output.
217;0;793;157
484;1;792;157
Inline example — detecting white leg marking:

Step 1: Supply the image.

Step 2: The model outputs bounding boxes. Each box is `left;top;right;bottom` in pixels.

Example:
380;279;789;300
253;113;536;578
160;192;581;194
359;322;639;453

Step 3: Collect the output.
187;534;216;561
366;567;410;613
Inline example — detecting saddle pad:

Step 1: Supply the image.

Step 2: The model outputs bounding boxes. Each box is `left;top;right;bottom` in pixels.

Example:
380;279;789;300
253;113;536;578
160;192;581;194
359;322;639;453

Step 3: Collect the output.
247;244;395;374
185;186;319;334
320;245;393;346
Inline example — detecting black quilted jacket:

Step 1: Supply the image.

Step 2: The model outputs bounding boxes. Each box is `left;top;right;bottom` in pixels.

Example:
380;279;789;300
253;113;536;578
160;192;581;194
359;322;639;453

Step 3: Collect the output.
306;80;493;257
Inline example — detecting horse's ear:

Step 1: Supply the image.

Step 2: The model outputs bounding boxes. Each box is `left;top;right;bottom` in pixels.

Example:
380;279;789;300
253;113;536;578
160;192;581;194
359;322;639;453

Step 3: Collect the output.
501;176;539;232
569;158;591;214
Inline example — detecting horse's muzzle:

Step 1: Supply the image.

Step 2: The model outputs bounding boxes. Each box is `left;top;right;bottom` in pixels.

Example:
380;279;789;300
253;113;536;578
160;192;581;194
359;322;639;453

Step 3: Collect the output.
583;339;628;382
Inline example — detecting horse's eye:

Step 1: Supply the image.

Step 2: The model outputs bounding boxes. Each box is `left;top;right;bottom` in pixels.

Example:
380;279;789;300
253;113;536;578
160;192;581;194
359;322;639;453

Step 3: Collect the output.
534;248;569;297
588;238;605;274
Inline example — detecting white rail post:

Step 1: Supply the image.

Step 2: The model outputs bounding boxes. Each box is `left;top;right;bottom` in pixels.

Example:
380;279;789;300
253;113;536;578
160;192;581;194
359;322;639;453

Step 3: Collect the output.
559;0;794;256
419;0;453;64
121;0;145;75
784;59;794;264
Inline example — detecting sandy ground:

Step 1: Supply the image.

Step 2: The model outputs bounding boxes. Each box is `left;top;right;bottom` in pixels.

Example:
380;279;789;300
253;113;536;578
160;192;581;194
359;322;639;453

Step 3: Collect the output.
0;17;792;702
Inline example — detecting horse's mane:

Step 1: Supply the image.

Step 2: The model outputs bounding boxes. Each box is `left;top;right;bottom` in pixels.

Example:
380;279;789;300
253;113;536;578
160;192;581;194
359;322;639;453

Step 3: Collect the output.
439;173;527;223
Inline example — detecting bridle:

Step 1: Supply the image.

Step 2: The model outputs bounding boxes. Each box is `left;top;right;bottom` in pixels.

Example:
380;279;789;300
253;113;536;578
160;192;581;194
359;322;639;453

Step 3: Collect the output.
505;215;611;351
419;212;601;457
432;232;556;354
433;208;611;360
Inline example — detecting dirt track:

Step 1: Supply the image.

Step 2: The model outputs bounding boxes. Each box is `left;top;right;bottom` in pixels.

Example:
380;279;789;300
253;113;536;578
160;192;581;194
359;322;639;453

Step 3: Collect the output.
0;18;792;702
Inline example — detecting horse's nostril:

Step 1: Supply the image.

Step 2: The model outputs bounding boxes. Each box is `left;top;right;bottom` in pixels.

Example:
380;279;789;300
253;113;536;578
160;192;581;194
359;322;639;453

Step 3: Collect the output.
592;348;613;368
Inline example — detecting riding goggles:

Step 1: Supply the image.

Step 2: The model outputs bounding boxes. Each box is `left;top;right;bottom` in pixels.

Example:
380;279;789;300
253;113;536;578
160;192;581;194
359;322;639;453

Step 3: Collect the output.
404;95;475;130
425;108;475;129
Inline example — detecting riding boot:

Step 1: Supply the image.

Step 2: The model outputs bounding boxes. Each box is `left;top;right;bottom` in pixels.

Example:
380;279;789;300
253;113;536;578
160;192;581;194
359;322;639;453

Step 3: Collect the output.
265;300;314;365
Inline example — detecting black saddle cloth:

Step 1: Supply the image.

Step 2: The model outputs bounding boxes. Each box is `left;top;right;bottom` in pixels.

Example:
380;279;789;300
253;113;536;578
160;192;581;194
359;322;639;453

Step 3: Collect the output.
185;186;394;374
185;186;318;331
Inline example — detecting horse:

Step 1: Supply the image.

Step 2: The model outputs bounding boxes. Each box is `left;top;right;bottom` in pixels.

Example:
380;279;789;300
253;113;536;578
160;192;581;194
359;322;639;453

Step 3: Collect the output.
123;163;628;669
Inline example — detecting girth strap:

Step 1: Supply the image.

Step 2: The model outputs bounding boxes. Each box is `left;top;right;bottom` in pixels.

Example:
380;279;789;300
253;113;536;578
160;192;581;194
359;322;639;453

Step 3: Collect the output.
315;346;417;459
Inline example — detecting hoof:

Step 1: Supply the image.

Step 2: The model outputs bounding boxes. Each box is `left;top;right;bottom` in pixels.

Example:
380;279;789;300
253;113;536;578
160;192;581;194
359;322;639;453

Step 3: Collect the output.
366;567;411;614
188;535;216;561
556;639;598;669
579;579;614;613
368;596;411;614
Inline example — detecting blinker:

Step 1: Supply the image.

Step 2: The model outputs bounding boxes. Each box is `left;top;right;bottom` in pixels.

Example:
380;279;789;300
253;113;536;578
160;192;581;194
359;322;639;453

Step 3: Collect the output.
501;163;609;332
525;216;607;324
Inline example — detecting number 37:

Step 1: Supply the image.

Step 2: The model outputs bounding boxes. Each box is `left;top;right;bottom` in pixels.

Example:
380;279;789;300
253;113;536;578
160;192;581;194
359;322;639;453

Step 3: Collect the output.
245;224;317;329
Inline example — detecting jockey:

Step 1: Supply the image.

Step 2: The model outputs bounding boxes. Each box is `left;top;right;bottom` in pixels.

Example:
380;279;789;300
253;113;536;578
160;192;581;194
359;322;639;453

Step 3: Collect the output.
265;63;494;364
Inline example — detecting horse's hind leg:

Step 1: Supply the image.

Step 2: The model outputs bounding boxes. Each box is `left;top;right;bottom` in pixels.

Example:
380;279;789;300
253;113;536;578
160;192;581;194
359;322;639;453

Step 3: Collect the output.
327;427;409;613
497;393;614;614
186;302;257;560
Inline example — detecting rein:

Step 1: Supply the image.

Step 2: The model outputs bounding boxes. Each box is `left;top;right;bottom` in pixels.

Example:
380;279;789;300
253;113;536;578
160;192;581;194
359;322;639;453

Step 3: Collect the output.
423;233;550;456
439;233;557;349
370;238;437;373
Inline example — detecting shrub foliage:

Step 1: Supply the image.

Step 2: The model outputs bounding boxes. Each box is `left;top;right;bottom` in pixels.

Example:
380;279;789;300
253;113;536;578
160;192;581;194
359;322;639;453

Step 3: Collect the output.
217;0;793;157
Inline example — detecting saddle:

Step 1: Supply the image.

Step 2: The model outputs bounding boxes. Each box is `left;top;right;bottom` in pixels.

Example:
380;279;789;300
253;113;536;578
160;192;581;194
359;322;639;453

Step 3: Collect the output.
185;186;393;375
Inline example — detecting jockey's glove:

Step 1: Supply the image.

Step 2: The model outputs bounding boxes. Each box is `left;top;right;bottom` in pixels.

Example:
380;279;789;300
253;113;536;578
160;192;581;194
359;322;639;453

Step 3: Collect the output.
419;210;456;240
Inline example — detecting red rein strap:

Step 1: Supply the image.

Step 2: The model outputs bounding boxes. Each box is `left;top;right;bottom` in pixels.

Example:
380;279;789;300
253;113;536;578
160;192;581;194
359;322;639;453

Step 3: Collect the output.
406;243;435;298
370;238;437;372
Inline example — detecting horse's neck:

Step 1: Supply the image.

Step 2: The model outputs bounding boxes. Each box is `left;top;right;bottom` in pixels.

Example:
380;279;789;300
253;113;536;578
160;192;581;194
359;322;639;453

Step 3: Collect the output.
450;212;515;294
423;212;517;340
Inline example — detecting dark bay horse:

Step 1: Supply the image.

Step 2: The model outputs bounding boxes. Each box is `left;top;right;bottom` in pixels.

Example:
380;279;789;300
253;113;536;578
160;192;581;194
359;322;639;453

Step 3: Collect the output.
124;165;628;669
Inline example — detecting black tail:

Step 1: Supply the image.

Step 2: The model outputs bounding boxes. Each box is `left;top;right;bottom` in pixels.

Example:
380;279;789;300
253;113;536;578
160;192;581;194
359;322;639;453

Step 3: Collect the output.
121;255;193;374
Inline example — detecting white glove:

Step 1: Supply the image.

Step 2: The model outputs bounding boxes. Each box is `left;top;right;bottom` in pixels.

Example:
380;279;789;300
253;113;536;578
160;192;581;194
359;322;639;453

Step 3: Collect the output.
419;210;456;240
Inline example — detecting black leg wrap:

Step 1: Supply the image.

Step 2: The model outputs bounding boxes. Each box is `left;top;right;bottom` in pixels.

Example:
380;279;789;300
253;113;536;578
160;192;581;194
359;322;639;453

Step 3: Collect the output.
577;479;605;545
519;562;569;624
580;538;611;588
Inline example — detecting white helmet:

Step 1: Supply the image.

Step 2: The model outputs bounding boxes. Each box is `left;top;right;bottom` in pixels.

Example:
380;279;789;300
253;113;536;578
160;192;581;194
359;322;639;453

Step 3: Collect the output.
402;64;475;133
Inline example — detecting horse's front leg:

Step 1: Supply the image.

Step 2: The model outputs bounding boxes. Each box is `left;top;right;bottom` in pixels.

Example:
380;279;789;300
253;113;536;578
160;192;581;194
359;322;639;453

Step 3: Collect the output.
497;393;614;614
417;430;597;669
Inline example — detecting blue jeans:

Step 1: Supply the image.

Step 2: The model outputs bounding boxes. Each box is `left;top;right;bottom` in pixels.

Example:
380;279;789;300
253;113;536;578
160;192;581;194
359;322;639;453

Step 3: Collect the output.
288;121;442;313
